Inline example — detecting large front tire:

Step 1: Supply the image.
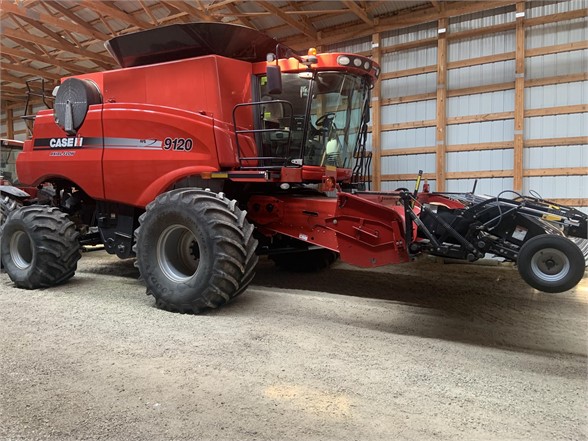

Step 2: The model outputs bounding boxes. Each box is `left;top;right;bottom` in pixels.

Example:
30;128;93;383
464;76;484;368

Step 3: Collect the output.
517;234;585;293
1;206;81;288
134;189;258;313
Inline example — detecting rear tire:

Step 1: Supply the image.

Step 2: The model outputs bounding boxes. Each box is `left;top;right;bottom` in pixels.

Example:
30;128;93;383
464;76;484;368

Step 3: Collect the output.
134;189;258;313
271;248;338;272
0;196;21;269
517;234;585;293
1;206;81;288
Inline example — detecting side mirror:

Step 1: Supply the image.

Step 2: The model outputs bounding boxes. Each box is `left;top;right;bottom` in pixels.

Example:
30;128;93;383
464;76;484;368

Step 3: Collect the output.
266;65;282;95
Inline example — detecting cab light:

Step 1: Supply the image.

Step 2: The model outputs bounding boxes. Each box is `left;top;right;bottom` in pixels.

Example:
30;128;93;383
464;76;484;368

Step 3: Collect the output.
364;61;371;70
337;55;350;66
353;58;362;67
308;47;317;56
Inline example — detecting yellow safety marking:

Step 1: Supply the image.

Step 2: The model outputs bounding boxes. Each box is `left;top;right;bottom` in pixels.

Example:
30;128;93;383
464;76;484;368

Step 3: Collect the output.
542;214;562;221
211;173;229;179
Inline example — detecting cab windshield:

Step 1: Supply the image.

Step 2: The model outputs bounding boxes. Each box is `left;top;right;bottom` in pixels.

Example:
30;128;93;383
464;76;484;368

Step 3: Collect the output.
259;72;369;168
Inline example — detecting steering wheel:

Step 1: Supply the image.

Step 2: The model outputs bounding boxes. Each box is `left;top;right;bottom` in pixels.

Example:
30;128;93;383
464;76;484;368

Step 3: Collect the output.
315;112;336;127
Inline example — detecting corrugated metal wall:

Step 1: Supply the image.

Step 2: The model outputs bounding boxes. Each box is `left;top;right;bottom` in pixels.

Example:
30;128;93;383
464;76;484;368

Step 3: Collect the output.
326;0;587;212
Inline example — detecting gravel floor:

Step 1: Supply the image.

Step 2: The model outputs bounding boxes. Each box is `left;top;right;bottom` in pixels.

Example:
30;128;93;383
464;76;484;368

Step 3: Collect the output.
1;251;587;441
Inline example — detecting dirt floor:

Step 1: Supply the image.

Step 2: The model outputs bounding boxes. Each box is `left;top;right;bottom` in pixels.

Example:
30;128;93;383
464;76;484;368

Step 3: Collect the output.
1;251;587;441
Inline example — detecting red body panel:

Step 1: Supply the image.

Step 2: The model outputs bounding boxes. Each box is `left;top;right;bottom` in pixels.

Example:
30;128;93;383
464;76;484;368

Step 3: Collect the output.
247;192;410;268
17;107;105;200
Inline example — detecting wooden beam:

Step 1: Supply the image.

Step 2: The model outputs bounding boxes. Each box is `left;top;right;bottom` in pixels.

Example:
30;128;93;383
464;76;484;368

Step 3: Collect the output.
451;82;515;98
447;21;516;41
525;7;588;27
286;1;518;49
383;167;588;182
381;92;437;106
380;37;438;55
525;136;588;147
371;33;382;191
436;18;448;192
526;104;588;117
523;167;588;177
138;0;160;25
447;141;514;153
342;1;373;26
163;1;216;22
381;173;436;182
44;1;110;41
447;111;514;125
382;147;437;156
447;170;512;179
2;28;112;67
0;1;108;41
527;40;588;58
0;85;28;96
257;1;317;40
0;63;62;81
1;72;28;84
526;72;588;88
8;12;102;72
550;198;588;207
381;119;436;131
0;45;89;75
430;1;441;13
226;3;257;29
80;0;152;29
447;51;515;70
380;65;436;80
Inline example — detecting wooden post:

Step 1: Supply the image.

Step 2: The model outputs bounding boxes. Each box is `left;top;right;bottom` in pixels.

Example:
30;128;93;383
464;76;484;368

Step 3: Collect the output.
435;18;448;191
371;32;382;190
6;107;14;139
513;1;526;192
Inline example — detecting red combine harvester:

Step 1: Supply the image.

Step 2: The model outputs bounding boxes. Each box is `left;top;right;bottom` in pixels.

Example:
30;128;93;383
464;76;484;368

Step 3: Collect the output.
1;23;586;312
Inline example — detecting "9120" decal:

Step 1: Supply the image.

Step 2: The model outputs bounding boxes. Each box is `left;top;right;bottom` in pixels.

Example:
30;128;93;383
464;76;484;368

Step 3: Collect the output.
163;137;193;151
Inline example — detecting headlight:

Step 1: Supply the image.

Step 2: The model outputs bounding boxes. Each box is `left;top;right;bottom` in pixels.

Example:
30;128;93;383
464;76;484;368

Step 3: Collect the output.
337;55;350;66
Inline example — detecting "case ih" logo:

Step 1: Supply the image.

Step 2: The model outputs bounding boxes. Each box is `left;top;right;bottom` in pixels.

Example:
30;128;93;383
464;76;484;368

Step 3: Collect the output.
49;137;84;148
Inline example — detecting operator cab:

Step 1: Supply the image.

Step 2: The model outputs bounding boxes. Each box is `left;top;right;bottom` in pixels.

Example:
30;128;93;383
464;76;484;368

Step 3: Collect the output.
258;71;368;169
234;53;376;183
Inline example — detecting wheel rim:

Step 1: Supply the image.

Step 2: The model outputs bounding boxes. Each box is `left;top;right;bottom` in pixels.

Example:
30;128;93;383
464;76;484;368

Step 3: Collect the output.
10;230;33;270
530;247;570;283
156;225;200;283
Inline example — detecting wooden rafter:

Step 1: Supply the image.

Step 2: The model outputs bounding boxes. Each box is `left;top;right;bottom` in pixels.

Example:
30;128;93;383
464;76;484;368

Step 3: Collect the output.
2;27;112;68
0;62;62;81
1;72;29;84
0;45;89;74
138;0;160;26
342;1;373;26
162;1;216;23
226;3;258;29
284;0;518;49
0;1;107;41
257;1;318;40
44;1;110;41
80;0;152;29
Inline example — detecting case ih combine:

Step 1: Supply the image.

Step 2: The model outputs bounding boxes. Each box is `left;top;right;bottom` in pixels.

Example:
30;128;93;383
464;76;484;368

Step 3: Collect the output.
1;23;586;313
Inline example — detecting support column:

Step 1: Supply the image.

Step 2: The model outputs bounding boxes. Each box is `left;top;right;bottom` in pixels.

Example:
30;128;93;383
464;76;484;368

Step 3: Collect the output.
513;1;526;191
6;107;14;139
371;32;382;190
435;18;448;191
